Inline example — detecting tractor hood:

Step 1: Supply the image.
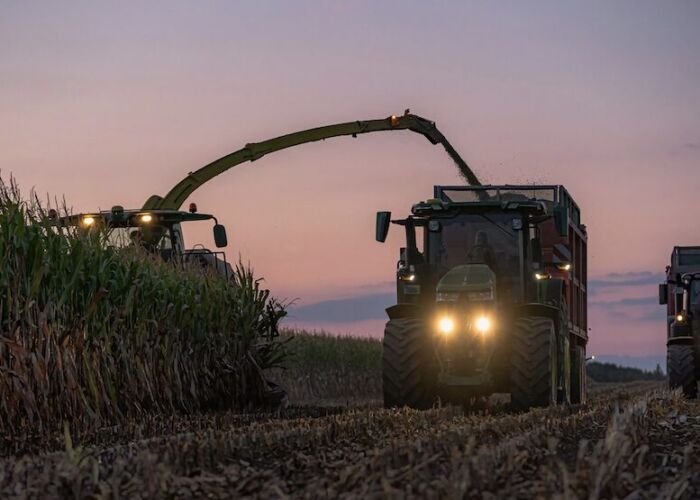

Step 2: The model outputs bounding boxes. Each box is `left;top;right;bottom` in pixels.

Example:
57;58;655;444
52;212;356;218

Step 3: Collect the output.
436;264;496;302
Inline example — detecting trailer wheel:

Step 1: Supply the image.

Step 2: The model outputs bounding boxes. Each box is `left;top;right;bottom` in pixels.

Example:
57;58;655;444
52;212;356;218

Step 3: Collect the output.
557;300;571;404
382;318;437;409
668;344;697;398
510;317;558;411
570;345;587;404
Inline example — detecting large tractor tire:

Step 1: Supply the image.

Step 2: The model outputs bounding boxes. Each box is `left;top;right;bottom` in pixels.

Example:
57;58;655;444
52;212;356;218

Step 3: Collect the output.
510;317;558;411
382;318;438;409
570;345;587;404
667;344;697;398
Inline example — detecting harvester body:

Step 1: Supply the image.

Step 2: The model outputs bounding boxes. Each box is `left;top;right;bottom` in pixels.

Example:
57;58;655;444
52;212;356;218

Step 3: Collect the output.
659;246;700;397
56;208;232;277
377;185;588;409
55;111;476;276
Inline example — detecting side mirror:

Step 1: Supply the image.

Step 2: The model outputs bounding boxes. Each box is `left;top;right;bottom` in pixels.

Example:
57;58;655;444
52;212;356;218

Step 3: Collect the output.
659;283;668;305
376;211;391;242
213;224;228;248
553;205;569;237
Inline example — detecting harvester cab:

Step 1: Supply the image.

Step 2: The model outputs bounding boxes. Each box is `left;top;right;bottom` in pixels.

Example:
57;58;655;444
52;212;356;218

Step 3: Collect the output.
54;206;233;278
659;246;700;397
376;185;588;410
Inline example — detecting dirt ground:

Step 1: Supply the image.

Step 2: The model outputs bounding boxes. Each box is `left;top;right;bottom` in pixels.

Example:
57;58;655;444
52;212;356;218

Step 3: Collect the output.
3;381;700;498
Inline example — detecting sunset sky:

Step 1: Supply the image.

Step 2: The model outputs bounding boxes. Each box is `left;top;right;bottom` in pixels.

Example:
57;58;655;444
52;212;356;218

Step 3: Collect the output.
2;1;699;365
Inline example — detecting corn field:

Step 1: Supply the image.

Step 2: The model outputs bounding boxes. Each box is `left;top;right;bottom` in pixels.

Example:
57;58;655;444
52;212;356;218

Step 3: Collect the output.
0;178;286;440
3;179;698;498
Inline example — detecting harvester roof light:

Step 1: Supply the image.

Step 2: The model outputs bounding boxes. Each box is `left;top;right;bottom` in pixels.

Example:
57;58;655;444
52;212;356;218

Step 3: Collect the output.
535;272;551;280
81;216;96;227
556;263;572;271
140;214;153;223
189;203;198;213
676;313;685;323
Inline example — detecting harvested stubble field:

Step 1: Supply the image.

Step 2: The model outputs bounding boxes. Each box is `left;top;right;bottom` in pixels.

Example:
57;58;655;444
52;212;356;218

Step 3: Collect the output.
2;181;697;498
4;380;700;499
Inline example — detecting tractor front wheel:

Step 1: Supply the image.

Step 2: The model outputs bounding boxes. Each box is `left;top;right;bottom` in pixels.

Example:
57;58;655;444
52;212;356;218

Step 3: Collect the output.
668;344;697;398
382;318;438;409
510;317;558;411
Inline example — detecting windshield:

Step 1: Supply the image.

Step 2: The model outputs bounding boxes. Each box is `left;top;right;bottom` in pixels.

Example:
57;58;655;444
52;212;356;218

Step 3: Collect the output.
106;226;173;253
430;212;523;301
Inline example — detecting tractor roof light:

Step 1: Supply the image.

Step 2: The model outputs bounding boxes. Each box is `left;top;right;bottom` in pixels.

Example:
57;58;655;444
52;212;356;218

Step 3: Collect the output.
556;262;572;271
139;214;153;224
535;272;551;281
81;215;96;227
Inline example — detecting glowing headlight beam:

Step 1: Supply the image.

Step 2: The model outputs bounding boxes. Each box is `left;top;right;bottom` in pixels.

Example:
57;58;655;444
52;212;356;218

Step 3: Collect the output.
438;317;455;335
475;315;491;334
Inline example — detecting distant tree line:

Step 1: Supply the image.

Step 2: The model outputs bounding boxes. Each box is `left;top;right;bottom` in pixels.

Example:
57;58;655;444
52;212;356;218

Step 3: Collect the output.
586;361;665;383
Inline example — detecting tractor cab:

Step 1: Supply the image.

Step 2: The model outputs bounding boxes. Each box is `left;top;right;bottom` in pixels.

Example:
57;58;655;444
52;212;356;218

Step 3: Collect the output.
377;186;572;309
659;247;700;398
53;204;232;278
375;184;588;410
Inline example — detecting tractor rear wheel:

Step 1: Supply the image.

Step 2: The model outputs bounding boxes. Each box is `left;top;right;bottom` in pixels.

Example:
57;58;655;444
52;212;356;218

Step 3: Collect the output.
668;344;697;398
570;345;587;404
382;318;437;409
510;317;558;411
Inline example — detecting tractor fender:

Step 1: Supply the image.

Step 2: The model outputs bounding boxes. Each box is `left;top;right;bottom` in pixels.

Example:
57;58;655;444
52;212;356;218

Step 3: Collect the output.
668;319;694;346
667;336;695;346
386;303;426;320
514;303;560;325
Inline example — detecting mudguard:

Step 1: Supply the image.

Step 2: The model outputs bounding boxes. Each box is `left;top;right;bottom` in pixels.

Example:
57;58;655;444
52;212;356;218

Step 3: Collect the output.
386;303;425;320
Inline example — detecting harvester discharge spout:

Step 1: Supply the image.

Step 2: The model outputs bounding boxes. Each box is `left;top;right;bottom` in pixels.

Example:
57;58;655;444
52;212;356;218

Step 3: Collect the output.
143;110;479;211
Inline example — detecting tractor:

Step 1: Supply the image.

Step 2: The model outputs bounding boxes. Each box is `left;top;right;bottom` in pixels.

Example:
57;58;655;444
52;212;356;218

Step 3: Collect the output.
659;246;700;398
376;185;588;410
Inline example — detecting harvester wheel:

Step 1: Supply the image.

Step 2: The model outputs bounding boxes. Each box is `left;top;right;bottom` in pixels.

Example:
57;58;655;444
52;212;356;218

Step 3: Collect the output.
382;318;437;409
510;317;558;411
570;345;587;404
668;344;697;398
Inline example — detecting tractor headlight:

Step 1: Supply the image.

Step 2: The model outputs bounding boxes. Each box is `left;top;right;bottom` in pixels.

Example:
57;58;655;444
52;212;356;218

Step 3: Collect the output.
81;215;96;227
474;315;492;334
438;316;455;335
